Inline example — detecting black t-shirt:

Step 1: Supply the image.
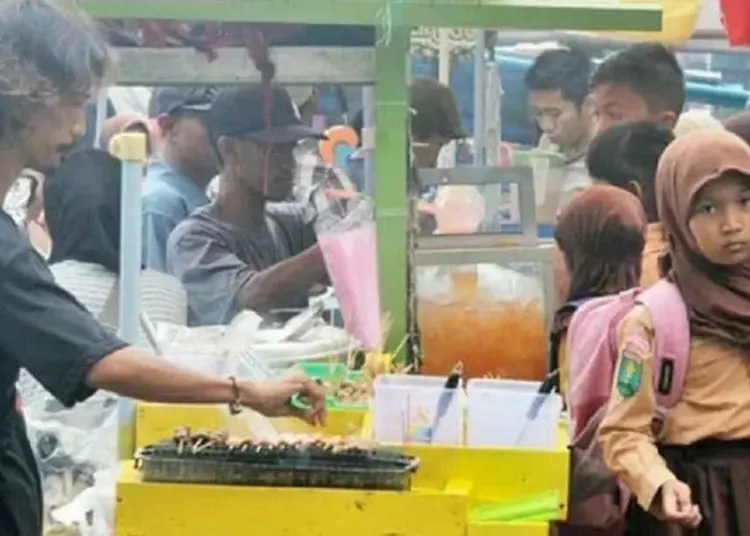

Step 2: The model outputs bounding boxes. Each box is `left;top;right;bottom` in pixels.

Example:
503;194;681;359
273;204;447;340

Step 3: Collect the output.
0;211;127;535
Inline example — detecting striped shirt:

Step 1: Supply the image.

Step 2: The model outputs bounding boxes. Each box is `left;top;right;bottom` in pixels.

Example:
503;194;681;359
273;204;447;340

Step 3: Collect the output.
49;260;187;346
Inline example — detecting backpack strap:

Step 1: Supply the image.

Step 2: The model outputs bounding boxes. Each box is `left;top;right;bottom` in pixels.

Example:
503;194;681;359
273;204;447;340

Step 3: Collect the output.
548;298;591;378
637;279;691;430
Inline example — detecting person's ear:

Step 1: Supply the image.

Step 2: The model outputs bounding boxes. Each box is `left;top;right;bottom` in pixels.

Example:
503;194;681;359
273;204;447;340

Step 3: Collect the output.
216;136;233;166
628;180;644;200
156;115;176;136
658;110;679;129
580;94;595;118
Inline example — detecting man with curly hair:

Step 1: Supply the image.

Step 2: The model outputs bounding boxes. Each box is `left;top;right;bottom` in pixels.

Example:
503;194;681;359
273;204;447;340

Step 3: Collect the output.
0;3;326;534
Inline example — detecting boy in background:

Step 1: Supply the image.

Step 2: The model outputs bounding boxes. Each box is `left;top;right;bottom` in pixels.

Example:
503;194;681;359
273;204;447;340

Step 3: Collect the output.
525;46;595;212
591;43;685;133
586;121;675;286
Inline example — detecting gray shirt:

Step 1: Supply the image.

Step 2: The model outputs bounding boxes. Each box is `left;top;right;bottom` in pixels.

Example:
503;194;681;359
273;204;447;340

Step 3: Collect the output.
166;203;316;326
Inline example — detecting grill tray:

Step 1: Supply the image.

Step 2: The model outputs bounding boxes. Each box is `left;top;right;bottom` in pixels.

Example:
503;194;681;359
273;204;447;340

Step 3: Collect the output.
135;442;419;490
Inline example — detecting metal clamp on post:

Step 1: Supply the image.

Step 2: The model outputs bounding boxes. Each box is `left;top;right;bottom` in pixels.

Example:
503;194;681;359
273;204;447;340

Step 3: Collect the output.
109;131;148;460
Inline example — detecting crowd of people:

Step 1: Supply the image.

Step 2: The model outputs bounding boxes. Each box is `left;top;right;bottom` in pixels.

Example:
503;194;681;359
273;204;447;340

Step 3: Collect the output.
528;41;750;536
0;2;329;535
3;0;750;534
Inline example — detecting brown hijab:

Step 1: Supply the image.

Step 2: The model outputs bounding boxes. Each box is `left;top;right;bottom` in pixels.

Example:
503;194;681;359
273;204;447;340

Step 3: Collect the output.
555;184;647;302
551;185;647;343
656;129;750;348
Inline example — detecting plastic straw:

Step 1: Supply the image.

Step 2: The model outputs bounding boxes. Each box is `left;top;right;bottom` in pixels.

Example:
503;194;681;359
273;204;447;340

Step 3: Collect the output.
470;490;560;522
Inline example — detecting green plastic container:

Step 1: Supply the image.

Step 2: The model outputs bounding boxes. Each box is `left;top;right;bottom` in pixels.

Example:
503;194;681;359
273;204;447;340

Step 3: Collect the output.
294;362;369;411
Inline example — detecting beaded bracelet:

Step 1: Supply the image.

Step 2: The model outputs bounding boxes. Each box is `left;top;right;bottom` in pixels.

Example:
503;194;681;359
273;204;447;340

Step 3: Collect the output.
228;376;242;415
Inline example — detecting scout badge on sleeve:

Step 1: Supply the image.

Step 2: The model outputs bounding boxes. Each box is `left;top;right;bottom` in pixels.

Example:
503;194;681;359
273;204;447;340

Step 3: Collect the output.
616;350;643;398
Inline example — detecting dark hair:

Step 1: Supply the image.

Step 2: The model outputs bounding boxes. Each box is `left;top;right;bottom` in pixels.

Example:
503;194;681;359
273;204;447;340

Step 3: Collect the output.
555;184;646;302
524;46;592;107
591;43;685;116
45;149;122;272
586;121;674;223
550;185;646;359
353;79;464;144
410;77;464;142
724;111;750;146
0;0;112;140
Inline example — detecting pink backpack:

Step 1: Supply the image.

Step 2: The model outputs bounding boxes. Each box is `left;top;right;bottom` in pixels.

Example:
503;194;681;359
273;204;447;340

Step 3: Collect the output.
564;279;690;529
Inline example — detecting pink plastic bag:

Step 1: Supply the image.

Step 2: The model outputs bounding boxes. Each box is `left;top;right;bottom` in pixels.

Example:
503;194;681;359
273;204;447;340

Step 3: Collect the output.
318;221;382;351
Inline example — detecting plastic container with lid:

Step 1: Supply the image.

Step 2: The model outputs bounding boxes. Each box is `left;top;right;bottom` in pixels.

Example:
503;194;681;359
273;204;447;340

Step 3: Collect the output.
466;379;562;449
373;374;464;445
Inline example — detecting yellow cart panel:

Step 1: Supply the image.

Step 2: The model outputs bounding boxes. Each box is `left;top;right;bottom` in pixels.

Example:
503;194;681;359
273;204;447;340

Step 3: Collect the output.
117;464;468;536
468;521;549;536
402;444;568;519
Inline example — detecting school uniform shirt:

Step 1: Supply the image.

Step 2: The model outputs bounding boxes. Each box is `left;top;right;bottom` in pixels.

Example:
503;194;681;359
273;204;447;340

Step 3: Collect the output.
640;223;667;288
556;157;593;212
598;304;750;511
536;134;593;213
142;159;209;273
0;210;126;536
166;202;317;326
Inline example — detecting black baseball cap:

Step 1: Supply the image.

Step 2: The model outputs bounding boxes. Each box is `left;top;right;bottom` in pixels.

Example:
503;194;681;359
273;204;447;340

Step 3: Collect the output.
148;86;218;118
208;85;326;144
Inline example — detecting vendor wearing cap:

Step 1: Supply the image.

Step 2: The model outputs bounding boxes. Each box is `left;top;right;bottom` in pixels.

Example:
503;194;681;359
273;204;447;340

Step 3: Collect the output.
166;85;329;326
143;86;218;272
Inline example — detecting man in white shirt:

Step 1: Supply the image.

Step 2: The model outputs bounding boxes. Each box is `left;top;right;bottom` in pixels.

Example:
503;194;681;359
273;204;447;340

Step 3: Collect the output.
525;46;595;212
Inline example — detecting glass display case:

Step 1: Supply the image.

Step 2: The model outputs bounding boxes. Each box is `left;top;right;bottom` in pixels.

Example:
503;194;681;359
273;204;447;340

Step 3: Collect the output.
415;166;555;380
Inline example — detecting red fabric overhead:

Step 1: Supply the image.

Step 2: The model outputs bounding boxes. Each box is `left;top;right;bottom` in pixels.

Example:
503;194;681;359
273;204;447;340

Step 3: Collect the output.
721;0;750;46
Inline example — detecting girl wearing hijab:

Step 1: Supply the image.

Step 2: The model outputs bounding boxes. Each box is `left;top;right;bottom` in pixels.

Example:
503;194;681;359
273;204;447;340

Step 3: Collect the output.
551;184;647;400
26;149;187;530
599;130;750;535
550;185;647;536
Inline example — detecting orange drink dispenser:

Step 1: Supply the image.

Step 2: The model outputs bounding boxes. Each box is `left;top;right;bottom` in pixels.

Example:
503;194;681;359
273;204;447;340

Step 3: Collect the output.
414;167;555;380
416;261;548;380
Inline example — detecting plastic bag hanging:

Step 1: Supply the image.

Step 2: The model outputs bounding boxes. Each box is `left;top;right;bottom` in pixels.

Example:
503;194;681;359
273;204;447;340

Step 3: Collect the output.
316;196;382;351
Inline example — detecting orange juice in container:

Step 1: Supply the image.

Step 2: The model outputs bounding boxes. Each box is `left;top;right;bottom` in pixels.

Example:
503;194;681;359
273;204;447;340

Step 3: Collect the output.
418;264;547;381
449;265;479;300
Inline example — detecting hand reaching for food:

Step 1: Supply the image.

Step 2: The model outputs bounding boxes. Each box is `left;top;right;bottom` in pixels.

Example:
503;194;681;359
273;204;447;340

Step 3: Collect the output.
238;369;327;426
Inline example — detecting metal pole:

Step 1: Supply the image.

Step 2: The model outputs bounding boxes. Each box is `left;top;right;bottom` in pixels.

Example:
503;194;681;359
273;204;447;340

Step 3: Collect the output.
473;30;487;166
362;85;375;197
93;90;108;149
108;132;147;459
438;29;451;85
